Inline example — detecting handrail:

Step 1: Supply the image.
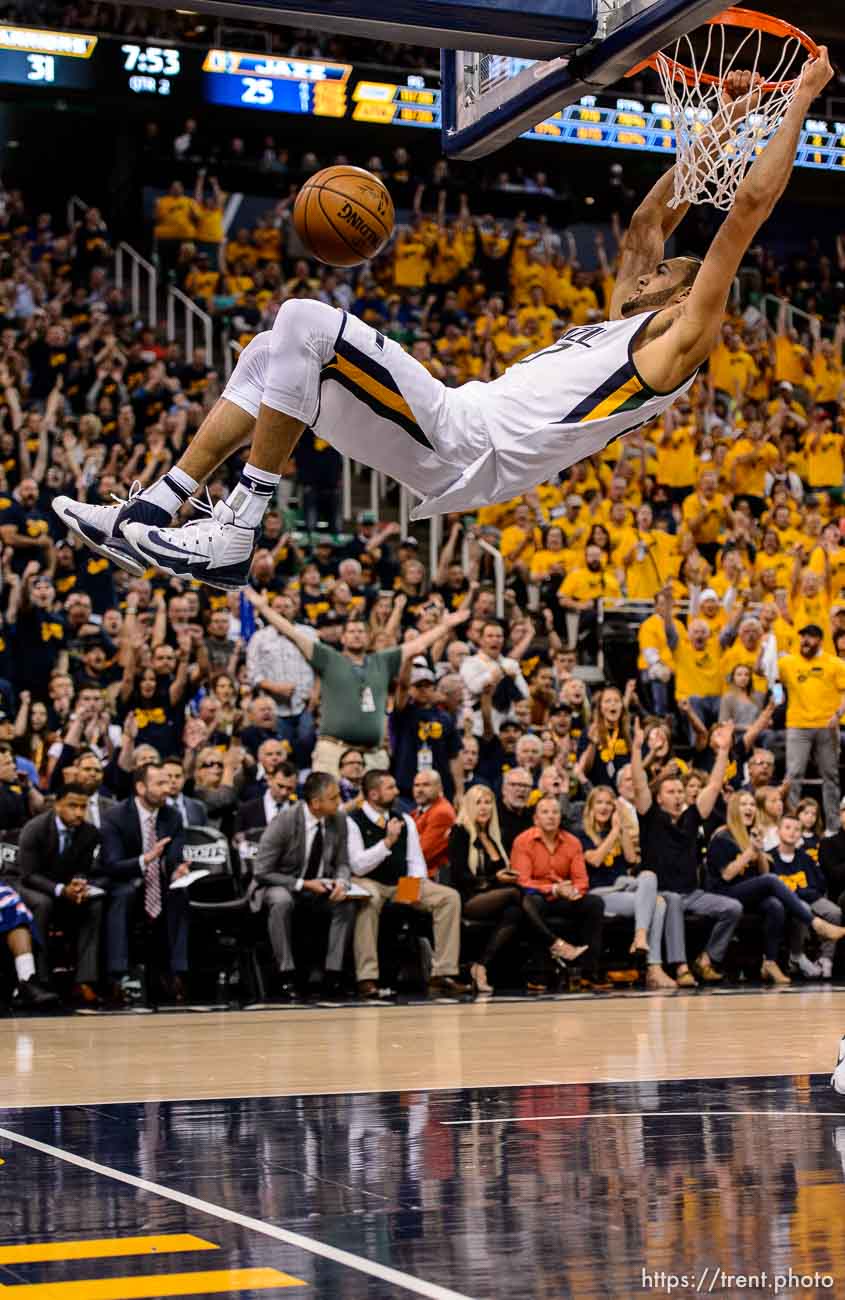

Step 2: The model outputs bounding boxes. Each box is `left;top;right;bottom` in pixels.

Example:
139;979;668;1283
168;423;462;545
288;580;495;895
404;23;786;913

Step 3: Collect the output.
428;511;442;582
115;241;158;329
166;287;214;366
66;194;88;229
462;535;504;619
399;485;410;539
341;457;352;522
222;329;242;380
761;292;816;334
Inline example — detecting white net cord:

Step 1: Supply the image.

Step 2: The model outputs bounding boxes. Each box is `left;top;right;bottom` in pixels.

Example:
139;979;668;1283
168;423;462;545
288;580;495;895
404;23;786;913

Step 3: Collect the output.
655;23;805;210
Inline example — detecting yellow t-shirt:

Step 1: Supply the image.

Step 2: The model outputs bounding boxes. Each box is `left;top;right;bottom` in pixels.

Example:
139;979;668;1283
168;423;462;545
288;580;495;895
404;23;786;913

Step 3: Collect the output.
530;547;576;582
517;304;556;349
790;592;832;651
806;432;845;489
809;544;845;596
194;205;224;243
559;568;621;604
499;524;543;569
681;492;729;544
720;642;768;695
637;613;684;671
392;237;429;289
724;438;779;496
812;353;844;404
615;531;677;600
656;425;697;488
774;336;811;387
779;652;845;729
154;195;198;240
673;635;723;699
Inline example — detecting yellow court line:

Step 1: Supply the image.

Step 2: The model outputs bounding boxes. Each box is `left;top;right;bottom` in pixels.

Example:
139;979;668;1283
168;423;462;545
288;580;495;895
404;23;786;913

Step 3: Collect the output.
0;1267;305;1297
0;1236;217;1266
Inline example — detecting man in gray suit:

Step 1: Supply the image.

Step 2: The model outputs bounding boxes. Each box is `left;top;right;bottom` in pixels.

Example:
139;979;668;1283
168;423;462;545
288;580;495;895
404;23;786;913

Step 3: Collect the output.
252;770;355;998
161;758;209;828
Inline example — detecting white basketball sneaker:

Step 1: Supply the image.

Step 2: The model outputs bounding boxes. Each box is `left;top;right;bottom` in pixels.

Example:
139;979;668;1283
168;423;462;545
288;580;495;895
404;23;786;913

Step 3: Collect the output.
831;1036;845;1094
52;481;170;578
121;499;258;591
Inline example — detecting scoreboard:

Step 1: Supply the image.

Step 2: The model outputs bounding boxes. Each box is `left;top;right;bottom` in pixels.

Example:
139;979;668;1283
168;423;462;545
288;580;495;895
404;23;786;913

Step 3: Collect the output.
0;25;98;90
202;50;349;116
1;24;844;173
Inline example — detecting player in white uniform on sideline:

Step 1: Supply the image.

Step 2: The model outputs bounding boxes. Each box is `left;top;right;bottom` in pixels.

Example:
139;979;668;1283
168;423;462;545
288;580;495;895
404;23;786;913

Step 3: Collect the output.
53;51;831;590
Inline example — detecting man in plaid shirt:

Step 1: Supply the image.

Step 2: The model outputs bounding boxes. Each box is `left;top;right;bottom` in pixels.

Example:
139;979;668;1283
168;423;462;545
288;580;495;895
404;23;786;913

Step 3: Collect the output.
246;591;318;768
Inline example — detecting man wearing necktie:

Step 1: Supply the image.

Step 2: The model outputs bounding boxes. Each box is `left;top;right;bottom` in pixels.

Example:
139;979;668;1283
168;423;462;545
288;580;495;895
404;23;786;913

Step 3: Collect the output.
235;765;298;835
99;762;191;1005
18;781;103;1005
252;771;355;999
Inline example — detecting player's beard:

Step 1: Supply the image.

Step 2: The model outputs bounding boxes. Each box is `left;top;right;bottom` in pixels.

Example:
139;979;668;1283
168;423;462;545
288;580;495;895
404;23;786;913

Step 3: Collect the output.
620;285;678;316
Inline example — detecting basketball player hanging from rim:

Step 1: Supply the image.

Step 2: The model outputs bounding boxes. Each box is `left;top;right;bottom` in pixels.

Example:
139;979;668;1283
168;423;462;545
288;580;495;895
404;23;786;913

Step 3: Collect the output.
54;46;832;590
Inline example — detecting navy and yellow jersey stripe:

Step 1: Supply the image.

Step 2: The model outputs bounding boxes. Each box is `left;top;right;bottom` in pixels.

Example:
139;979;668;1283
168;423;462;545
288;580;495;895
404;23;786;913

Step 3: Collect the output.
563;360;652;425
320;318;433;450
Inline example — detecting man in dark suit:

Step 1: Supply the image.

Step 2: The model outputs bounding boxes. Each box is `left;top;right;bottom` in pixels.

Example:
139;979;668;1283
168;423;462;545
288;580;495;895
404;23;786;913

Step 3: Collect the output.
99;762;190;1004
71;750;116;830
252;771;355;998
161;757;209;828
235;763;298;834
18;782;104;1005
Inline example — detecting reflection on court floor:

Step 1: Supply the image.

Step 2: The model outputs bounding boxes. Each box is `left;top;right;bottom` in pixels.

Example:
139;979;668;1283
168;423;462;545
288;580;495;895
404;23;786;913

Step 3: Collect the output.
2;1075;845;1299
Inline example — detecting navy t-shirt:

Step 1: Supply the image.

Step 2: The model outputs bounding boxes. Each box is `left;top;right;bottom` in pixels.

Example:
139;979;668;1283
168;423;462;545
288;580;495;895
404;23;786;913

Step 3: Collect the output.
390;702;461;801
577;830;628;888
637;802;702;894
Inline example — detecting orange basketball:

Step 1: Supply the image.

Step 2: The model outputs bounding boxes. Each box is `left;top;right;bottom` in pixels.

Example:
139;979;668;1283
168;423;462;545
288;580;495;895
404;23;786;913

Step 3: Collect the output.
293;165;395;268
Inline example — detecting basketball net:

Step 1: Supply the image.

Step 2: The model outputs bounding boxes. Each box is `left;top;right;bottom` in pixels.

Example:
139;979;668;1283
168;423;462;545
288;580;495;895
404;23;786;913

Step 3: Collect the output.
653;21;806;210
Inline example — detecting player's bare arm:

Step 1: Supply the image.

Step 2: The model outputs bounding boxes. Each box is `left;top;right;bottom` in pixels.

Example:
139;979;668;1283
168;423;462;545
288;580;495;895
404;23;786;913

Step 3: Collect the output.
608;69;765;321
632;47;833;394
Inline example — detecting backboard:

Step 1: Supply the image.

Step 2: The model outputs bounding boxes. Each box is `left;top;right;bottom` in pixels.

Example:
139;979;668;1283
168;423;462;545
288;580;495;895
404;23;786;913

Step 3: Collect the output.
441;0;730;158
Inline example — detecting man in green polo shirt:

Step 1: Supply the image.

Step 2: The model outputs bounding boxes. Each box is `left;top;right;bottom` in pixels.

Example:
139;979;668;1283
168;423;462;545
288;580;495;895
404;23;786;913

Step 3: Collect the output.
244;590;469;775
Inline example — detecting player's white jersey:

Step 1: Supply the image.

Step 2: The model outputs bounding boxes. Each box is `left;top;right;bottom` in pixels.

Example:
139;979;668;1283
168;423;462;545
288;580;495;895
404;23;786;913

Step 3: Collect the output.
222;303;695;521
413;311;696;518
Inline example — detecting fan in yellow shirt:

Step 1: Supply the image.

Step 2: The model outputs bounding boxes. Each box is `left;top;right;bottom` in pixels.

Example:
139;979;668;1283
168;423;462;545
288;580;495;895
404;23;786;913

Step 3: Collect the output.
392;228;431;289
681;471;733;549
614;504;678;600
773;325;812;388
517;286;557;348
812;335;845;406
558;545;621;607
656;414;697;494
724;423;779;503
529;525;576;584
754;529;794;592
224;227;258;270
492;313;533;365
154;183;199;242
778;630;845;731
790;568;832;651
720;618;768;695
805;412;845;492
673;620;723;704
808;527;845;597
499;503;543;575
709;331;758;398
696;588;727;639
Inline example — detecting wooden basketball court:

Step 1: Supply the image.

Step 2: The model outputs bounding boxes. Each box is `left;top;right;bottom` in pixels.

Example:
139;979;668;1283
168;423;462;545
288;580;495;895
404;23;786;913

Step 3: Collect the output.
2;990;845;1298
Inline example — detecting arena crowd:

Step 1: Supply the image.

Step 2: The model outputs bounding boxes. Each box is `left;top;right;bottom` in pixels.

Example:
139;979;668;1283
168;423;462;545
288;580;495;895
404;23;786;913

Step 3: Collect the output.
2;133;845;1010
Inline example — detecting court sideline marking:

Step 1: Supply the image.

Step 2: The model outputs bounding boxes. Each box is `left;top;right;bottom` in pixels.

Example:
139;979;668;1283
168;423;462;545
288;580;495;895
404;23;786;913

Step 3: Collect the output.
0;1128;474;1300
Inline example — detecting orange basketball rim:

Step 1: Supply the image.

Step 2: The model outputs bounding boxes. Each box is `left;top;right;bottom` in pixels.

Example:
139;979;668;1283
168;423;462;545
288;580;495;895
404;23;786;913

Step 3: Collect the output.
626;7;820;92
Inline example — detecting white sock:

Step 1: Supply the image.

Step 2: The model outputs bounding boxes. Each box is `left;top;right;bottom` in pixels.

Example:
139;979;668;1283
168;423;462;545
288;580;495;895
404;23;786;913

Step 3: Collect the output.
225;466;281;529
15;952;35;982
142;467;200;517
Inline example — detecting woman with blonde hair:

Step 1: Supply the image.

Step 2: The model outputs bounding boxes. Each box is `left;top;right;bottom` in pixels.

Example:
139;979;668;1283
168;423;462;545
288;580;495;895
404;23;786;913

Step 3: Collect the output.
706;790;836;984
577;786;676;990
754;785;783;851
449;783;584;994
